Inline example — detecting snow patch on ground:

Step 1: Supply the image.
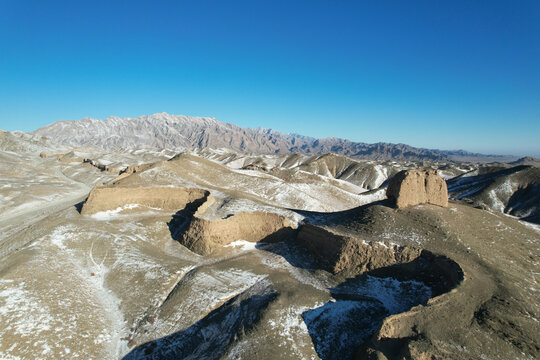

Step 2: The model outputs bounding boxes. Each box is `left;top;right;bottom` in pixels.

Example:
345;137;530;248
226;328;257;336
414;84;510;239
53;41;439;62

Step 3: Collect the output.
203;196;305;226
438;170;457;180
267;303;324;357
224;240;258;251
90;204;140;220
356;188;387;205
373;165;389;188
149;268;269;337
0;280;54;338
379;230;428;246
456;186;483;200
301;276;432;359
353;276;432;313
302;300;384;359
47;226;73;250
89;204;169;220
113;250;170;281
257;242;332;291
520;221;540;233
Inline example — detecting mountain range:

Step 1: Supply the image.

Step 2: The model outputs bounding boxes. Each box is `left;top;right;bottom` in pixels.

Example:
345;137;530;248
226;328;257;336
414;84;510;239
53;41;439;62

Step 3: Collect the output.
31;112;519;162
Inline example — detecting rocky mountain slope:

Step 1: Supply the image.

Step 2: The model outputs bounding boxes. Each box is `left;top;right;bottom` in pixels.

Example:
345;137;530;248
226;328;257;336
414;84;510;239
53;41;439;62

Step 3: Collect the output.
30;113;518;162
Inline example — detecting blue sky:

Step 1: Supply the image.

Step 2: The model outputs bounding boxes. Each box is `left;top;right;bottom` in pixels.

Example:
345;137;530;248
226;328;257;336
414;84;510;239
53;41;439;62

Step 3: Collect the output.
0;0;539;156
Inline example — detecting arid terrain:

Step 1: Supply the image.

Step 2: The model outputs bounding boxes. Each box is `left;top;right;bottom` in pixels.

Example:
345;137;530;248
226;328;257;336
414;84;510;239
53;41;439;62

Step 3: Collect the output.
0;116;539;360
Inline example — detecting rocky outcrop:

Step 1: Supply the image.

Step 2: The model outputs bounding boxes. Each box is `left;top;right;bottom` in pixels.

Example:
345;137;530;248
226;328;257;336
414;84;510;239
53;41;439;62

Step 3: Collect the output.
386;169;448;208
179;212;296;255
80;186;209;215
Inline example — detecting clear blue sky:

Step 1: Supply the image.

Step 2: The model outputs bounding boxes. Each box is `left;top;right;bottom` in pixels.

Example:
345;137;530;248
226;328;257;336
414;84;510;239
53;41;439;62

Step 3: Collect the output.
0;1;539;156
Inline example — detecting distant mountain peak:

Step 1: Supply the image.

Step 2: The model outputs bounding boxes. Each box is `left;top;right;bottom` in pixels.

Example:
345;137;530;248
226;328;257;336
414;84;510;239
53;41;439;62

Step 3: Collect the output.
30;113;517;162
